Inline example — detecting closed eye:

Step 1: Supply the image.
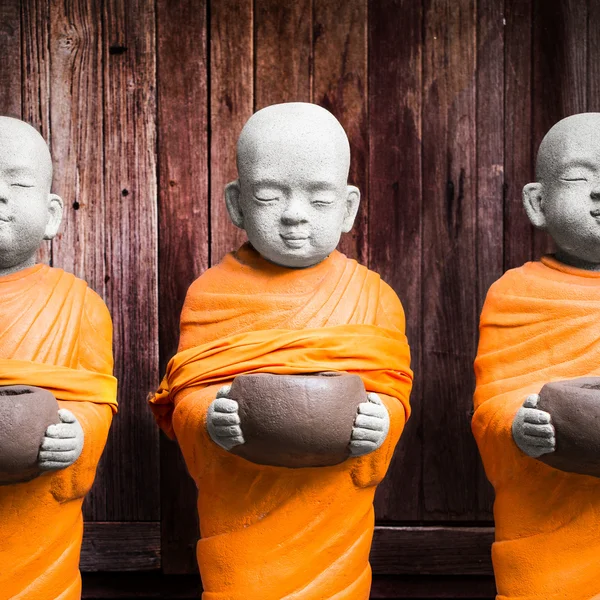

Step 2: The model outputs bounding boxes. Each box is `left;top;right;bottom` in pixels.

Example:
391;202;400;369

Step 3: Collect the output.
11;183;34;188
560;178;587;182
254;195;278;202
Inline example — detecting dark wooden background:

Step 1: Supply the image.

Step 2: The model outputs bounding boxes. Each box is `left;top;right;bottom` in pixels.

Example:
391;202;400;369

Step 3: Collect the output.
0;0;594;598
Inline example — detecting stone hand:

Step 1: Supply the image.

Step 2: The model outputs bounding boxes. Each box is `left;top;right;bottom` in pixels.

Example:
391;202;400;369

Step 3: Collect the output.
512;393;556;458
349;392;390;456
207;385;245;451
38;409;84;471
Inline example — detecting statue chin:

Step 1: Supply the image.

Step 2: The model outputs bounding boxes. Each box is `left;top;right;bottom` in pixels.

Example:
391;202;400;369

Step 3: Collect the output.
0;385;60;485
536;377;600;478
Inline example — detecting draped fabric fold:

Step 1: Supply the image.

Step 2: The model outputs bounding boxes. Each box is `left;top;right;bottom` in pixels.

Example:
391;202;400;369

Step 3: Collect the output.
0;265;116;600
473;256;600;600
150;244;412;600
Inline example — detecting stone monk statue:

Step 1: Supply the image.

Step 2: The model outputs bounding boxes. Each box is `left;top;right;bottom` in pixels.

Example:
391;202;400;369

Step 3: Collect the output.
0;117;117;599
150;102;413;600
473;112;600;599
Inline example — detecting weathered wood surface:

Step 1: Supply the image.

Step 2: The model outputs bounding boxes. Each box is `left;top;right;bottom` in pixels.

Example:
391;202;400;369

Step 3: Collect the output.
5;0;600;591
369;0;423;521
156;0;208;574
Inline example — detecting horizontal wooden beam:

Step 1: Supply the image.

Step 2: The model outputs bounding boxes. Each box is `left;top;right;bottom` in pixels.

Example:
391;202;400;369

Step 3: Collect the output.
81;522;160;571
371;526;494;576
81;573;496;599
81;522;494;576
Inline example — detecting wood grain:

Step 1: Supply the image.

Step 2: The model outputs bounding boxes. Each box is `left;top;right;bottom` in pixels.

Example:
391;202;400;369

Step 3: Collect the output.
0;0;21;118
532;0;587;259
503;0;535;270
156;0;209;574
313;0;368;262
22;0;51;265
371;526;494;575
81;522;160;572
368;0;423;521
254;0;312;109
209;0;253;265
421;0;480;520
100;0;159;521
475;0;503;520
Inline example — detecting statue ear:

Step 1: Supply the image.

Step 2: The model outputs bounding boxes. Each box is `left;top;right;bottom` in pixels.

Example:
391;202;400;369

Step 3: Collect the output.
43;194;63;240
522;183;547;230
225;180;244;229
341;185;360;233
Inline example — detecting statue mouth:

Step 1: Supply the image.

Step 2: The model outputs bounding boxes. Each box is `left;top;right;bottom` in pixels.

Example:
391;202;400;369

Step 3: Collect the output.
590;209;600;218
280;233;309;248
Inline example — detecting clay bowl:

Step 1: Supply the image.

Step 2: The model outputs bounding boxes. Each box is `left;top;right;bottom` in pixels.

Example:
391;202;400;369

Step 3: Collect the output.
537;377;600;477
0;385;60;485
228;372;366;468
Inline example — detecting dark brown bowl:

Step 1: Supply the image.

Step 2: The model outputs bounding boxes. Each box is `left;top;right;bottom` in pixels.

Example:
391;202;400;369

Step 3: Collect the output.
0;385;60;485
537;377;600;477
228;372;366;468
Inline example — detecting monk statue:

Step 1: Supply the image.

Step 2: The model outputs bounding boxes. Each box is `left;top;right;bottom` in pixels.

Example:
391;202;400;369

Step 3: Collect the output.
473;112;600;599
0;117;117;599
150;102;413;599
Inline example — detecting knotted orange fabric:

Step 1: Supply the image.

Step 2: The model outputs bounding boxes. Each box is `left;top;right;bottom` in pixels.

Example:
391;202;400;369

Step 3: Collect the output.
473;256;600;600
150;243;412;600
0;264;117;600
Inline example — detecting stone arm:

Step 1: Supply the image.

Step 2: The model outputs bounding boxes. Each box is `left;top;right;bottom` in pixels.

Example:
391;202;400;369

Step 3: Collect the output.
350;391;405;489
49;400;113;503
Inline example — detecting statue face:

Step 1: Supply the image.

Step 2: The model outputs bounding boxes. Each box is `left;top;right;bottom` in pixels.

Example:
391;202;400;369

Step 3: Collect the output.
0;123;57;271
539;133;600;264
237;135;355;268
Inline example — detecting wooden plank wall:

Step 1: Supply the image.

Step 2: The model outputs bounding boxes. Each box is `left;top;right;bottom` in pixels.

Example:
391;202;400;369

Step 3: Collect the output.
0;0;596;598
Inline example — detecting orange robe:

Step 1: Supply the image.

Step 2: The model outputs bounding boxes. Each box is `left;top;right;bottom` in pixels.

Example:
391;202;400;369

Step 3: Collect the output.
473;256;600;600
0;264;117;600
150;243;412;600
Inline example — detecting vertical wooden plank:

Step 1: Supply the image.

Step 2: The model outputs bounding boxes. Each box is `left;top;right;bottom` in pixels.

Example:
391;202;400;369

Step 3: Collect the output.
254;0;312;109
22;0;51;265
588;0;600;112
503;0;535;271
210;0;253;265
368;0;423;521
421;0;479;520
102;0;159;521
313;0;368;263
0;0;21;118
531;0;587;259
47;0;109;518
157;0;208;573
476;0;504;519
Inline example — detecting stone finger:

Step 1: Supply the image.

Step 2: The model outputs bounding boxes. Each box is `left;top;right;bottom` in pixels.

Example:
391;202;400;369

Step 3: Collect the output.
357;402;385;418
211;412;241;426
349;440;377;455
58;409;77;424
522;408;551;425
213;398;238;413
45;423;77;439
351;427;382;443
367;392;382;405
214;425;242;438
39;450;78;463
216;385;232;399
40;437;78;452
524;435;555;448
354;414;385;431
523;394;540;409
523;423;555;437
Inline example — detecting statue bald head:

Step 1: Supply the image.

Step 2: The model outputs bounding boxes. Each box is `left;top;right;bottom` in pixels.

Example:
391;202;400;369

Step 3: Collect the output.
523;113;600;269
0;117;63;275
226;103;360;268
